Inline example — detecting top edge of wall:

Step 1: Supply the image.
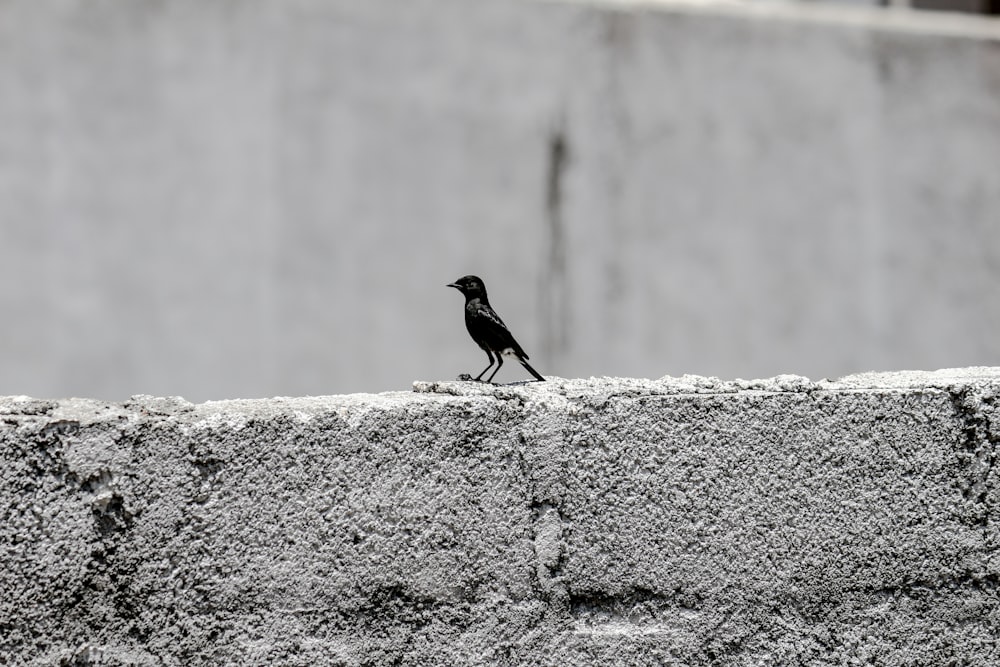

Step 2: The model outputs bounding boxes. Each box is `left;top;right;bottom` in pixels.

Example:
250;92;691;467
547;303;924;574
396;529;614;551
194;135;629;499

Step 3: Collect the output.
1;368;997;417
540;0;1000;40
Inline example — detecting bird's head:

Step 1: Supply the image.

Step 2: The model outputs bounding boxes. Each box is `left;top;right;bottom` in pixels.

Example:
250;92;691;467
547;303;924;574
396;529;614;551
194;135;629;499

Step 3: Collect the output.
447;275;487;299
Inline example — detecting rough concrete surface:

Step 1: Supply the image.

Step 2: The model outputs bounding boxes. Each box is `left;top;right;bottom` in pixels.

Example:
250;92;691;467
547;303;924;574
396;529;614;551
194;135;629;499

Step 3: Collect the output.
2;368;999;665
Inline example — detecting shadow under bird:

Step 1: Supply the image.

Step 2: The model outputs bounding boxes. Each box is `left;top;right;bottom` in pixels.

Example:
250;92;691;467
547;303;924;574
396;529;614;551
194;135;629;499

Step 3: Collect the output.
447;275;546;383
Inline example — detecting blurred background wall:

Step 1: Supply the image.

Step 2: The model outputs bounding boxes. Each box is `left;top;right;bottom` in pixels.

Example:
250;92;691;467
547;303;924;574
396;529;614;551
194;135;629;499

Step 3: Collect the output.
1;0;998;402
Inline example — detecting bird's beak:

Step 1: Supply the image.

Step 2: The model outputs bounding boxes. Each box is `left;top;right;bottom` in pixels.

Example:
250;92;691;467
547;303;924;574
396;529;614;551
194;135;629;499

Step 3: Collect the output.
446;283;460;289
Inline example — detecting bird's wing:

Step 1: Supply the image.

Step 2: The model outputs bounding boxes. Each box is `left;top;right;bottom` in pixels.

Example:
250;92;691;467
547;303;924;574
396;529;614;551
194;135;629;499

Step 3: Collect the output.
477;303;511;333
476;303;531;359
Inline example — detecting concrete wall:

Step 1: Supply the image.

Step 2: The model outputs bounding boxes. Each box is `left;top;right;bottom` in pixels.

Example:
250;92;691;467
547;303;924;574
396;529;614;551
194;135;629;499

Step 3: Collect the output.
1;1;1000;401
1;367;999;665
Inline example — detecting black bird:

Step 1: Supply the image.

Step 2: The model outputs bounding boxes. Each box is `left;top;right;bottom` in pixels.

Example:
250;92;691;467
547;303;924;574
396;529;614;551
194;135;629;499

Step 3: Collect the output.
447;275;546;383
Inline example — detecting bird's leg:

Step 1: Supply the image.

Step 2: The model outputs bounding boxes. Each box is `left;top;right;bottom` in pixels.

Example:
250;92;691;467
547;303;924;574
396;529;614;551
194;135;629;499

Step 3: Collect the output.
473;350;496;382
485;355;504;383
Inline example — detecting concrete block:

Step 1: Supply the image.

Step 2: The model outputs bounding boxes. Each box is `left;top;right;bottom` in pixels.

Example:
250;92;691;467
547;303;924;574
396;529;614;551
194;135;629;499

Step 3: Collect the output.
2;368;998;664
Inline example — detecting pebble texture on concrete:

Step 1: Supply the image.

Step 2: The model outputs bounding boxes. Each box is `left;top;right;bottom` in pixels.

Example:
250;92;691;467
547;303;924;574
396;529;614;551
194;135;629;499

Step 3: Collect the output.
2;369;998;665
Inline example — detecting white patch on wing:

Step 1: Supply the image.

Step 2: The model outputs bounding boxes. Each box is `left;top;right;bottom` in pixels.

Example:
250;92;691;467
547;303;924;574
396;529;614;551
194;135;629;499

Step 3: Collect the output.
480;307;507;329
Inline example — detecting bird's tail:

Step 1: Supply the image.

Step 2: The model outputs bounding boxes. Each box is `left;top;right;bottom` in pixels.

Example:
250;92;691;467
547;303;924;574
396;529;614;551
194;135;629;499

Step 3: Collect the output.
519;357;546;382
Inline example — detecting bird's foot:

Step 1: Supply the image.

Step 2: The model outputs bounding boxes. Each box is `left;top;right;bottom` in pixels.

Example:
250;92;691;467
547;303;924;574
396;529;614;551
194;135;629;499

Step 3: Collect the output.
457;374;493;383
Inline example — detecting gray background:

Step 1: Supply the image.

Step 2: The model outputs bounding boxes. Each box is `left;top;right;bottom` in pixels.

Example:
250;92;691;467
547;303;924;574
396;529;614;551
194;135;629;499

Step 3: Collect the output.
1;0;999;402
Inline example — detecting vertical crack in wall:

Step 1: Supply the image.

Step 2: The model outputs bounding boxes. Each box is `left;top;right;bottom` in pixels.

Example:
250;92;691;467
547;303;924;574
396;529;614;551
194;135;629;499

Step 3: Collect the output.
518;414;571;614
530;501;568;611
541;123;570;369
949;386;997;530
946;385;1000;594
